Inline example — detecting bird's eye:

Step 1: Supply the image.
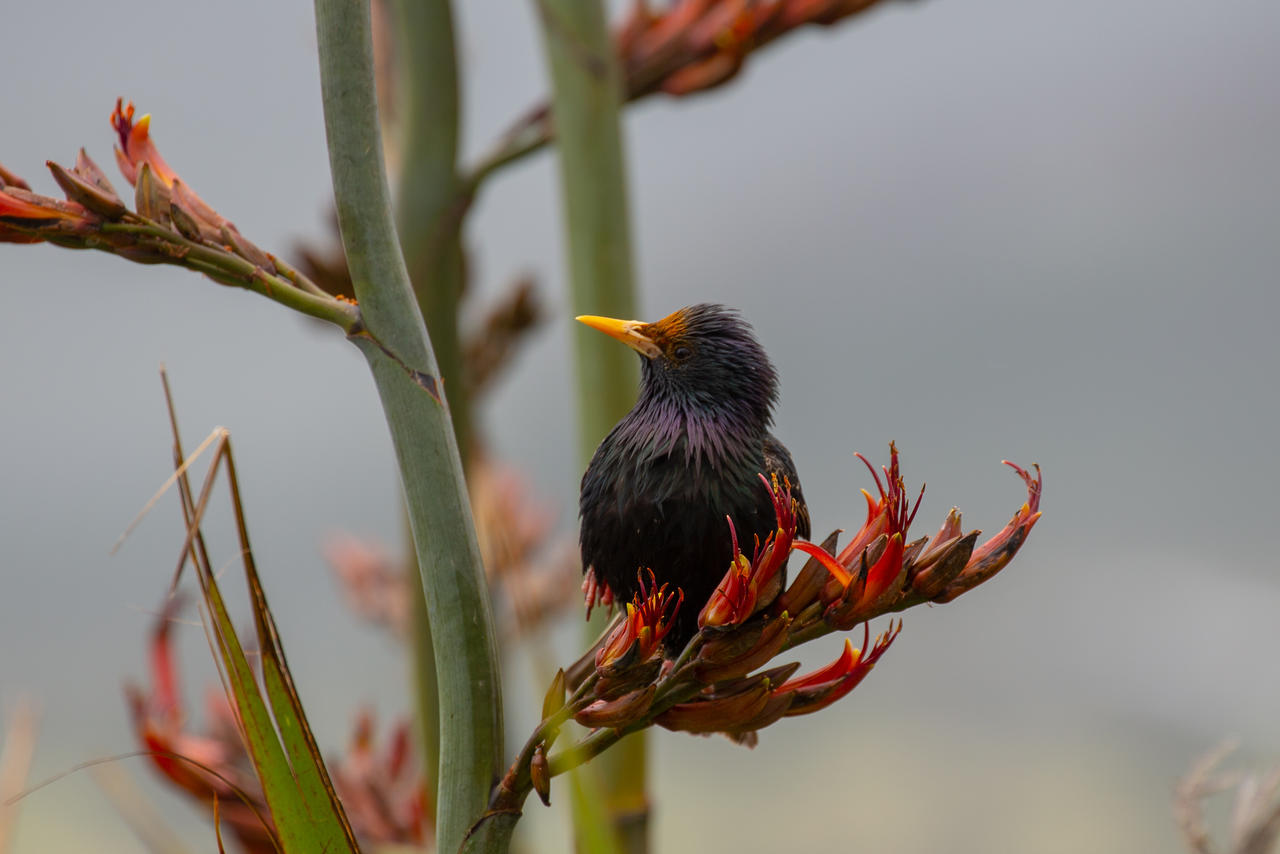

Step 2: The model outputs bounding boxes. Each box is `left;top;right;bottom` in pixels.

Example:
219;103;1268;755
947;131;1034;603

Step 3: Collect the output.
673;345;692;360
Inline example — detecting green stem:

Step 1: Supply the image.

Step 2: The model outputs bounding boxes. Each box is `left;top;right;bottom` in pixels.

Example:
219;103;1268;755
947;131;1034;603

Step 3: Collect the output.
312;5;503;854
407;517;440;806
389;0;473;464
384;0;467;810
98;222;359;330
532;0;640;444
530;1;646;852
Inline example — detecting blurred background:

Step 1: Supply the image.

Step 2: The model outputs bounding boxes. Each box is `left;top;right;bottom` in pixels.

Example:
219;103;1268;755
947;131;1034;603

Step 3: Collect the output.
2;0;1278;851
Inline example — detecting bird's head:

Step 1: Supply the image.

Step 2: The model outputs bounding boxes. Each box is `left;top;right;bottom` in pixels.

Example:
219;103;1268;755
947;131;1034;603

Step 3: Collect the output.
577;304;778;424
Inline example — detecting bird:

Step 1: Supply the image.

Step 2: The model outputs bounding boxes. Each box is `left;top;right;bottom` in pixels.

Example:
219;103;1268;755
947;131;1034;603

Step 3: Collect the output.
577;303;810;651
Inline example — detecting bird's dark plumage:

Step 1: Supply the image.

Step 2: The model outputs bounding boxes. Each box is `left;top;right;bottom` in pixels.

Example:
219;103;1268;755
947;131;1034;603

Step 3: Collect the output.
578;304;809;649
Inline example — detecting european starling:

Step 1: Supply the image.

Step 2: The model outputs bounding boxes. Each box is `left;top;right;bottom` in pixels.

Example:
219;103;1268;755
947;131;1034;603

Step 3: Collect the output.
577;304;810;649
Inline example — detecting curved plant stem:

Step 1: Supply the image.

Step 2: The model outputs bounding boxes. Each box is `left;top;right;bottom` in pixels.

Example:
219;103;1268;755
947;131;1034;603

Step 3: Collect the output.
312;3;503;853
93;221;360;330
532;0;641;444
384;0;469;812
388;0;474;464
405;516;440;805
530;1;647;852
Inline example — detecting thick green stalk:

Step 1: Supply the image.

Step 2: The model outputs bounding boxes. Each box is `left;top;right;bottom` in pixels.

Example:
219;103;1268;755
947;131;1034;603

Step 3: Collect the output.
406;515;440;799
388;0;473;464
534;0;641;443
312;4;503;854
531;2;647;852
384;0;468;811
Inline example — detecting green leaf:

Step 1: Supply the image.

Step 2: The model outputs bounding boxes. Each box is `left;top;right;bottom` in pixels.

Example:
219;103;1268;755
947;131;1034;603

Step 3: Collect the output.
164;397;359;854
245;543;359;849
195;532;324;852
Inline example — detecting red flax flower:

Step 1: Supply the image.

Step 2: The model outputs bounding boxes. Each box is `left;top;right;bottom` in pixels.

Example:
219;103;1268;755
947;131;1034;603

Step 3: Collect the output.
790;443;922;620
616;0;907;99
933;461;1042;603
775;621;901;716
596;569;684;670
1;152;110;245
698;474;798;628
2;99;288;288
0;187;94;243
111;98;271;262
650;622;901;738
111;99;180;186
786;449;1042;625
577;572;682;729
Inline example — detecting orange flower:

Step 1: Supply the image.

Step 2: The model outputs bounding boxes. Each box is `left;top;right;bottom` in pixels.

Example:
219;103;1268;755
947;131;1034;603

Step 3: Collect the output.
0;185;96;244
614;0;900;100
111;98;245;248
596;569;684;669
840;445;920;599
111;99;179;186
790;449;1042;625
775;621;901;716
791;444;921;611
969;461;1042;568
698;474;798;628
933;461;1042;603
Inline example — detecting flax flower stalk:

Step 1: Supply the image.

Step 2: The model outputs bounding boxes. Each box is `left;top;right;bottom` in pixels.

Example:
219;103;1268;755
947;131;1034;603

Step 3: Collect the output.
382;0;469;816
530;1;648;851
312;3;503;854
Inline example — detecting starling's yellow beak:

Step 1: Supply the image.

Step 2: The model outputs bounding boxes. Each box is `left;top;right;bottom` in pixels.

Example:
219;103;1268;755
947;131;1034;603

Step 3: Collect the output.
576;314;662;359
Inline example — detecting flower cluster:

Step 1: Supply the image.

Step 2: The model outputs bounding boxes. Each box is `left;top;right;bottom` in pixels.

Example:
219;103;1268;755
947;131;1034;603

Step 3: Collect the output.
779;446;1044;629
617;0;907;99
109;100;270;264
488;446;1041;816
596;569;684;671
0;100;358;330
0;152;108;246
698;473;797;628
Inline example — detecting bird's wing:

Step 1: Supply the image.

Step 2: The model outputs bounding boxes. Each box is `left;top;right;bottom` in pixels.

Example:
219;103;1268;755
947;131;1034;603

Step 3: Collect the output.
763;434;810;540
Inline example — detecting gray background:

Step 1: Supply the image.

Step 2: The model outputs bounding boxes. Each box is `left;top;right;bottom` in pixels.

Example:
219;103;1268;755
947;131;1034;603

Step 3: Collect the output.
2;0;1278;851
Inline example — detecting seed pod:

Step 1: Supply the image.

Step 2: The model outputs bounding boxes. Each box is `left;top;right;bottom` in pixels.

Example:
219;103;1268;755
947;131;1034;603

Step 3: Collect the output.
530;743;551;807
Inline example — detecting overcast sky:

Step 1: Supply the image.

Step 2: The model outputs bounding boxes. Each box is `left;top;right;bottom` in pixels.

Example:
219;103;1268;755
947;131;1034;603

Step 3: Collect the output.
2;1;1278;852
